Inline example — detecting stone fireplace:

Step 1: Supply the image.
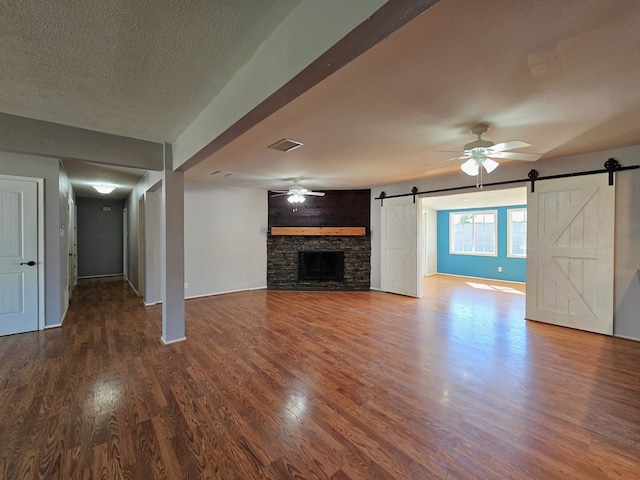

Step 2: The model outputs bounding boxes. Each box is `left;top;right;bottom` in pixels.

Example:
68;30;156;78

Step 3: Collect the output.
267;234;370;290
267;189;371;291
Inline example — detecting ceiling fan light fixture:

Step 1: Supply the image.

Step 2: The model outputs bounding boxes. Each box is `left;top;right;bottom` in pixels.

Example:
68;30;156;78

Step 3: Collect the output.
287;194;305;204
482;158;499;173
461;158;479;176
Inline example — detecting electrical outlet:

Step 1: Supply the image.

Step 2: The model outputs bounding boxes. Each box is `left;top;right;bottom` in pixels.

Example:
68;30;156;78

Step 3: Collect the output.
498;267;503;273
184;283;189;289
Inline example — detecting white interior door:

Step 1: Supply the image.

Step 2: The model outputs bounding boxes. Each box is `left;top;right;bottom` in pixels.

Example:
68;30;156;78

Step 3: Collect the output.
0;177;39;336
381;196;422;297
526;175;614;334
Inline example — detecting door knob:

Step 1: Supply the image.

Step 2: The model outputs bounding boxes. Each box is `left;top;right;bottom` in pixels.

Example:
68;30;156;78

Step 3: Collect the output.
20;261;36;266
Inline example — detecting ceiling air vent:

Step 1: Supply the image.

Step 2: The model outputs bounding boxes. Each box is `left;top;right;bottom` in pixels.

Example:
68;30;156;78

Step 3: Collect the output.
210;170;232;177
268;138;303;152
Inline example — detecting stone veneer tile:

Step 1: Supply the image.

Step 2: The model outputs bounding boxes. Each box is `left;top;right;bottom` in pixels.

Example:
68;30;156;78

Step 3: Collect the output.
267;235;370;290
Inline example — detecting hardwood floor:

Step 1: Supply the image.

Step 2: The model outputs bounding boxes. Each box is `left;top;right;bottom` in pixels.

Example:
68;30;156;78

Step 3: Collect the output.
1;275;639;479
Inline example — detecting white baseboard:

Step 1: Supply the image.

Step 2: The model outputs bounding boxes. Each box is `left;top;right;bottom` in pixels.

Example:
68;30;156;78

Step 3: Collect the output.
613;334;640;342
434;272;526;285
60;304;69;326
161;336;186;345
185;286;267;300
126;278;141;296
44;323;62;329
77;274;123;279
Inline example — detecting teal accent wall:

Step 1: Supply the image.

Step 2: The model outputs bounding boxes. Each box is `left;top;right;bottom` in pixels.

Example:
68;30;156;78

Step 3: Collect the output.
437;205;526;282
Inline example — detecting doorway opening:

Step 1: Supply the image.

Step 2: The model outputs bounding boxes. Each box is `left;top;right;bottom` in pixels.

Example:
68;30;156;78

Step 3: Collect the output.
420;187;527;285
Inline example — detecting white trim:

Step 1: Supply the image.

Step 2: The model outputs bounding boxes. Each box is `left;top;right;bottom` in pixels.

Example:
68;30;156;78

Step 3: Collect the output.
449;210;498;257
77;274;122;279
60;303;69;326
369;287;384;292
435;272;526;285
613;334;640;342
507;208;527;258
185;286;268;301
161;336;186;345
126;278;140;296
37;178;45;330
44;323;62;329
146;286;269;305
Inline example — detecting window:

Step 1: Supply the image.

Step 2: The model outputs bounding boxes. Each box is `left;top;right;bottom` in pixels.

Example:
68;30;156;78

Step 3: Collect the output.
449;211;497;256
508;208;527;257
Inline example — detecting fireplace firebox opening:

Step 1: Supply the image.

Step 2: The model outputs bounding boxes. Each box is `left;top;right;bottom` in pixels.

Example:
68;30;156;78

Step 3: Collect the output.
298;251;344;281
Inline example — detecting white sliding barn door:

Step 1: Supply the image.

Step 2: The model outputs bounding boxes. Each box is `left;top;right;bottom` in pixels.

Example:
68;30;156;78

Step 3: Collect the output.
380;196;422;297
526;175;614;334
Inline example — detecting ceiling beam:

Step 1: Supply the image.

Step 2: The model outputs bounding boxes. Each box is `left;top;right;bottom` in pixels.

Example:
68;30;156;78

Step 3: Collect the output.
0;112;164;170
174;0;440;173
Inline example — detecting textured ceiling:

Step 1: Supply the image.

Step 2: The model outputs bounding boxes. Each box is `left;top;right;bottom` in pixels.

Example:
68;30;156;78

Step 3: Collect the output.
3;0;640;197
0;0;301;143
187;0;640;191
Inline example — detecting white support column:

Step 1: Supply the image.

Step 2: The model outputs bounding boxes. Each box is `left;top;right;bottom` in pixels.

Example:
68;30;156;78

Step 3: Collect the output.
160;143;186;344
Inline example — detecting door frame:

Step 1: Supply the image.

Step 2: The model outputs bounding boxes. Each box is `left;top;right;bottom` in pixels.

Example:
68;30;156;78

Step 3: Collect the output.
0;174;45;331
123;207;128;280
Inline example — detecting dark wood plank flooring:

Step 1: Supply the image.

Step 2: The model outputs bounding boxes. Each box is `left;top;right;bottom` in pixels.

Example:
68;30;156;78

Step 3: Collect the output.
1;275;639;479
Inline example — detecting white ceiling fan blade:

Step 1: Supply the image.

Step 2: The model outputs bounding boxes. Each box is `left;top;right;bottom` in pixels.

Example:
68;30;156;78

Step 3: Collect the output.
490;140;531;152
270;192;290;197
494;151;542;161
445;154;471;162
305;192;325;196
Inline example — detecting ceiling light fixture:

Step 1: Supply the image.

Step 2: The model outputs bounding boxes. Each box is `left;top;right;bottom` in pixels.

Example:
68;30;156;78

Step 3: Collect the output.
461;152;500;188
287;194;306;204
93;184;116;194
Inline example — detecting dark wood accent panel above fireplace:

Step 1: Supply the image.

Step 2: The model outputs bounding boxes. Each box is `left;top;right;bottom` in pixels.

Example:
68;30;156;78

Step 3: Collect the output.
267;189;371;291
268;189;370;230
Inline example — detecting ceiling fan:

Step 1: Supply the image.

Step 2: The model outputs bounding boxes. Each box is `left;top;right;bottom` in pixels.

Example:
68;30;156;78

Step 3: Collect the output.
270;180;325;205
449;123;542;178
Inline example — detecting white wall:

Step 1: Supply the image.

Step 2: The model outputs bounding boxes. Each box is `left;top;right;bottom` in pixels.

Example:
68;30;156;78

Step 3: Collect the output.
144;189;162;304
58;164;72;317
371;145;640;340
423;206;438;276
126;177;267;302
173;0;387;168
184;181;267;298
0;152;69;327
125;170;164;293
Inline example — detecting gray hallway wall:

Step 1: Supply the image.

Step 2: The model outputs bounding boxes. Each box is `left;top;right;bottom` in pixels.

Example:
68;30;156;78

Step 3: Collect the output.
77;197;125;277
